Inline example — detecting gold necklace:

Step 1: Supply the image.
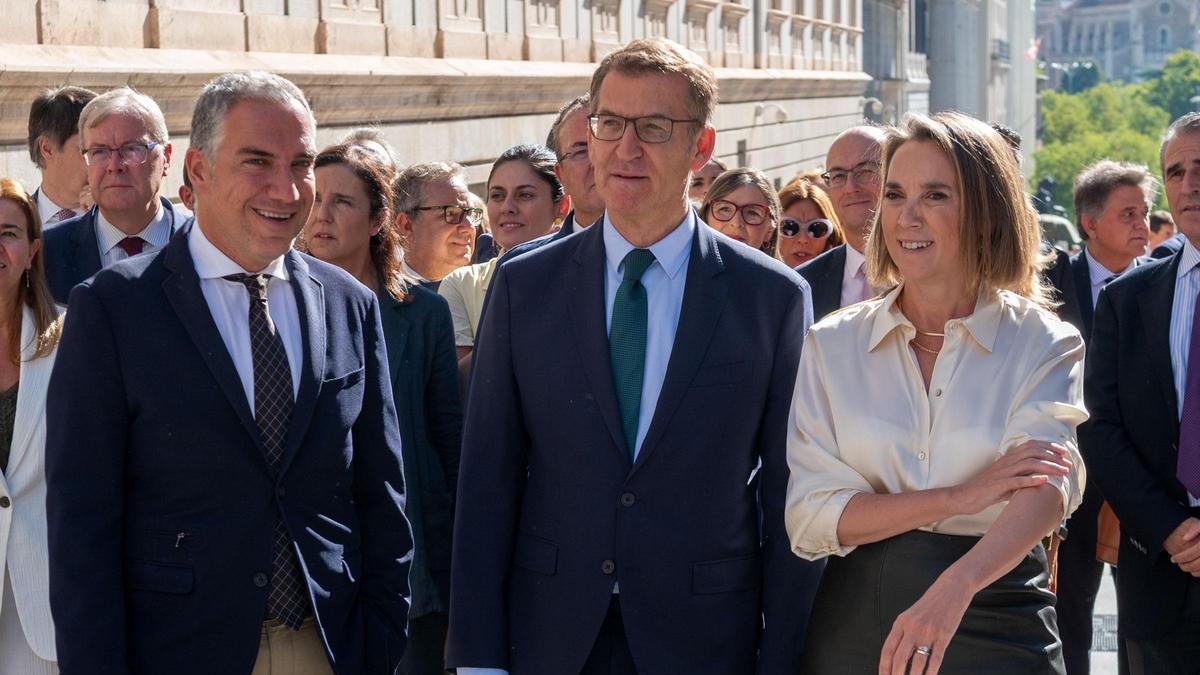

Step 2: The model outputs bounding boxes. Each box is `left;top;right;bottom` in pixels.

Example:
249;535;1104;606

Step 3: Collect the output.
910;337;942;355
898;298;947;338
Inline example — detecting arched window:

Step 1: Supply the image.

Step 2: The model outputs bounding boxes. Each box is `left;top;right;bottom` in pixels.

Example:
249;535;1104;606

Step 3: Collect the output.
1160;25;1171;46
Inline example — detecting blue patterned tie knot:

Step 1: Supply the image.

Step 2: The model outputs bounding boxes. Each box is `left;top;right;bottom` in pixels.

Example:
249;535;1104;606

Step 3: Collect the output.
622;248;656;283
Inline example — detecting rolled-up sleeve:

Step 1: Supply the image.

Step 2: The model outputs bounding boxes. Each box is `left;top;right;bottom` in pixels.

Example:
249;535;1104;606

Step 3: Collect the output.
1001;326;1088;521
785;333;876;561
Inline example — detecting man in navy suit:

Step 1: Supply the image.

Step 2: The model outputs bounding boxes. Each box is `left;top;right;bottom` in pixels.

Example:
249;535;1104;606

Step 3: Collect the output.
1058;159;1157;674
446;38;823;675
795;124;885;320
27;85;97;225
45;72;412;674
1082;112;1200;675
43;87;190;304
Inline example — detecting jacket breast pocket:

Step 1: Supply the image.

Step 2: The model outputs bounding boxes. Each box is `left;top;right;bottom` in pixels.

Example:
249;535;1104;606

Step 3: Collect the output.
692;554;762;595
690;361;753;388
126;560;194;595
512;532;558;576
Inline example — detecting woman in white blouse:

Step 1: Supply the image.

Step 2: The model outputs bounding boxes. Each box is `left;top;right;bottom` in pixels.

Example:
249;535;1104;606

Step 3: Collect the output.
786;113;1087;675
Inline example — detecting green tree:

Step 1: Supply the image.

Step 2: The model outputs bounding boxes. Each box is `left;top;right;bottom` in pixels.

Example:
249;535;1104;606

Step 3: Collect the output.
1140;50;1200;122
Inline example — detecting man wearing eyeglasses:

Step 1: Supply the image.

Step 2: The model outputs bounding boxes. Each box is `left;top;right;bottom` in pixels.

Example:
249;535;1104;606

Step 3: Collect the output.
795;125;886;319
392;162;478;291
448;37;822;675
43;87;191;304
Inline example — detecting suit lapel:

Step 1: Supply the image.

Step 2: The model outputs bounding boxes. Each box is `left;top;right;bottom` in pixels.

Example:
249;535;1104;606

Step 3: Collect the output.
278;251;325;476
161;228;269;461
7;308;56;473
71;208;103;283
1072;253;1094;339
632;225;727;474
1139;255;1182;432
810;245;845;318
379;290;411;388
567;223;630;462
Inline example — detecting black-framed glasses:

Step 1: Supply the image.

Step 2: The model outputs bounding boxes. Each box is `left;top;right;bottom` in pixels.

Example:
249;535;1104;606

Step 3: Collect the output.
780;218;833;239
558;146;589;163
413;204;483;225
82;141;161;167
821;161;880;189
708;199;772;226
588;113;699;144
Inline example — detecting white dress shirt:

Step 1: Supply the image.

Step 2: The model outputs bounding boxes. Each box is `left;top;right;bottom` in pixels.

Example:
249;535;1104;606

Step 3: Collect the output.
188;221;302;410
34;188;80;225
401;261;432;284
456;211;695;675
96;205;173;268
840;243;870;309
785;285;1088;561
1168;238;1200;506
1085;248;1138;308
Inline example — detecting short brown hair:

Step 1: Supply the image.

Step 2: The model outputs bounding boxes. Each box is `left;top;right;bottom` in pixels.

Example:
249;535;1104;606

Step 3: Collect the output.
700;168;782;256
777;179;845;251
1150;209;1175;234
0;178;62;361
1072;160;1157;240
589;38;718;127
867;112;1051;308
27;86;97;168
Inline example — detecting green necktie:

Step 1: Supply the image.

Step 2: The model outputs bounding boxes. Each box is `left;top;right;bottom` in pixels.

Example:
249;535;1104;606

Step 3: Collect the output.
609;248;657;459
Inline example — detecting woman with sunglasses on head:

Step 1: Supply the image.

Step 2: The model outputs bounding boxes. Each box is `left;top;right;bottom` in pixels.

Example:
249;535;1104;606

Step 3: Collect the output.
0;179;63;673
438;144;569;366
300;142;462;675
777;178;845;268
786;113;1085;675
699;168;781;257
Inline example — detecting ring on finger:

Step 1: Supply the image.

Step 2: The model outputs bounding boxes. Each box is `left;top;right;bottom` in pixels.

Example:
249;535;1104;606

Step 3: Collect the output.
914;646;932;656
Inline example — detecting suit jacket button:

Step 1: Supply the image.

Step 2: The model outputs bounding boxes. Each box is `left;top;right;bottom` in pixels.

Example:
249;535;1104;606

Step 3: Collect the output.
252;572;269;588
0;496;9;508
620;492;636;507
601;560;616;575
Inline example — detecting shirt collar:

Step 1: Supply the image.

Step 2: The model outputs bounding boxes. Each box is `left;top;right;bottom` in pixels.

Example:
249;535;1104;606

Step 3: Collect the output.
189;218;289;282
35;188;73;224
96;201;171;254
401;261;431;283
867;284;1005;354
1178;237;1200;279
601;208;695;280
1084;247;1138;287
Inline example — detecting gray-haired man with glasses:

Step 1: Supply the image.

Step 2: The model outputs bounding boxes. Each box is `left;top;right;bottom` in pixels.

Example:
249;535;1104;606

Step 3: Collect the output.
795;124;886;319
392;162;478;291
43;87;190;304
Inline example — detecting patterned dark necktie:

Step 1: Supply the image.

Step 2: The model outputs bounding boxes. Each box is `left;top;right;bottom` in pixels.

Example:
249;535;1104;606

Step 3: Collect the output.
609;249;656;460
1177;282;1200;497
48;208;75;224
224;273;309;629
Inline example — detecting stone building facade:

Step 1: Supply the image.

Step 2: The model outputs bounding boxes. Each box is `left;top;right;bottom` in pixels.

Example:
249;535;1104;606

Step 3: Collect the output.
0;0;878;196
1037;0;1198;84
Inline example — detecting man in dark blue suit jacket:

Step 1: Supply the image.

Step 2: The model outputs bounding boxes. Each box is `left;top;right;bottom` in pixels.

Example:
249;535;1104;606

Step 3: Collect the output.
446;39;822;675
45;72;412;674
43;196;190;303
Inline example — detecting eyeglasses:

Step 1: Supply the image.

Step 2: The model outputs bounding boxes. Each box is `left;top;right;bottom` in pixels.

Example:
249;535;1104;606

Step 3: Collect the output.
780;218;833;239
82;141;161;167
558;147;589;163
413;204;483;226
708;199;772;226
588;113;699;144
821;161;880;189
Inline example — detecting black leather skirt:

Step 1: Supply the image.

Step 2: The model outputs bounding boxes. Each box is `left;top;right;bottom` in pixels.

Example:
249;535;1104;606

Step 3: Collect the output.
799;530;1066;675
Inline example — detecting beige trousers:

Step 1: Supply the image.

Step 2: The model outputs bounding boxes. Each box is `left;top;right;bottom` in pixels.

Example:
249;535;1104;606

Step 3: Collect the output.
250;618;333;675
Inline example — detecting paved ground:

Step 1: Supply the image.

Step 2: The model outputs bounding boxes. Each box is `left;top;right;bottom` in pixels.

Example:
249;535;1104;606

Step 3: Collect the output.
1090;569;1120;675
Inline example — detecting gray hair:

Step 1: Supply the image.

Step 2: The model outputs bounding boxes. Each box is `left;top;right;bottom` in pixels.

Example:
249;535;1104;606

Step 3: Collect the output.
78;87;168;146
391;162;468;215
1161;112;1200;170
1072;159;1158;239
190;71;314;160
545;94;589;158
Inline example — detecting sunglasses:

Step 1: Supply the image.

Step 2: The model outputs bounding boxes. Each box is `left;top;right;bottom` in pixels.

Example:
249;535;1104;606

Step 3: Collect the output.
780;218;833;239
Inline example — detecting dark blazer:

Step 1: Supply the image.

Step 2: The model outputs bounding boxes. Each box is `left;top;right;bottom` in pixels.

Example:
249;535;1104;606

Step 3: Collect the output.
445;220;825;675
1066;249;1150;341
1079;250;1195;639
45;228;413;674
42;196;191;304
1043;245;1083;332
1152;233;1185;259
380;284;462;618
794;243;847;321
496;211;586;266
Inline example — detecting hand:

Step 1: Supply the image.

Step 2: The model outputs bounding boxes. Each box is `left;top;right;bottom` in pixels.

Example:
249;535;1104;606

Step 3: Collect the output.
951;440;1071;516
880;573;973;675
1165;517;1200;576
78;185;94;211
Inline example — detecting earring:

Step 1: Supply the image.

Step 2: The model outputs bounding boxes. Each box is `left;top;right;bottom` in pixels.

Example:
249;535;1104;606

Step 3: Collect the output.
24;269;30;288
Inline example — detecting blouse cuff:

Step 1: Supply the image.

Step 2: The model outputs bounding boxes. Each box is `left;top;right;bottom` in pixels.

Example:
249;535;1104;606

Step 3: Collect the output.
792;488;862;561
